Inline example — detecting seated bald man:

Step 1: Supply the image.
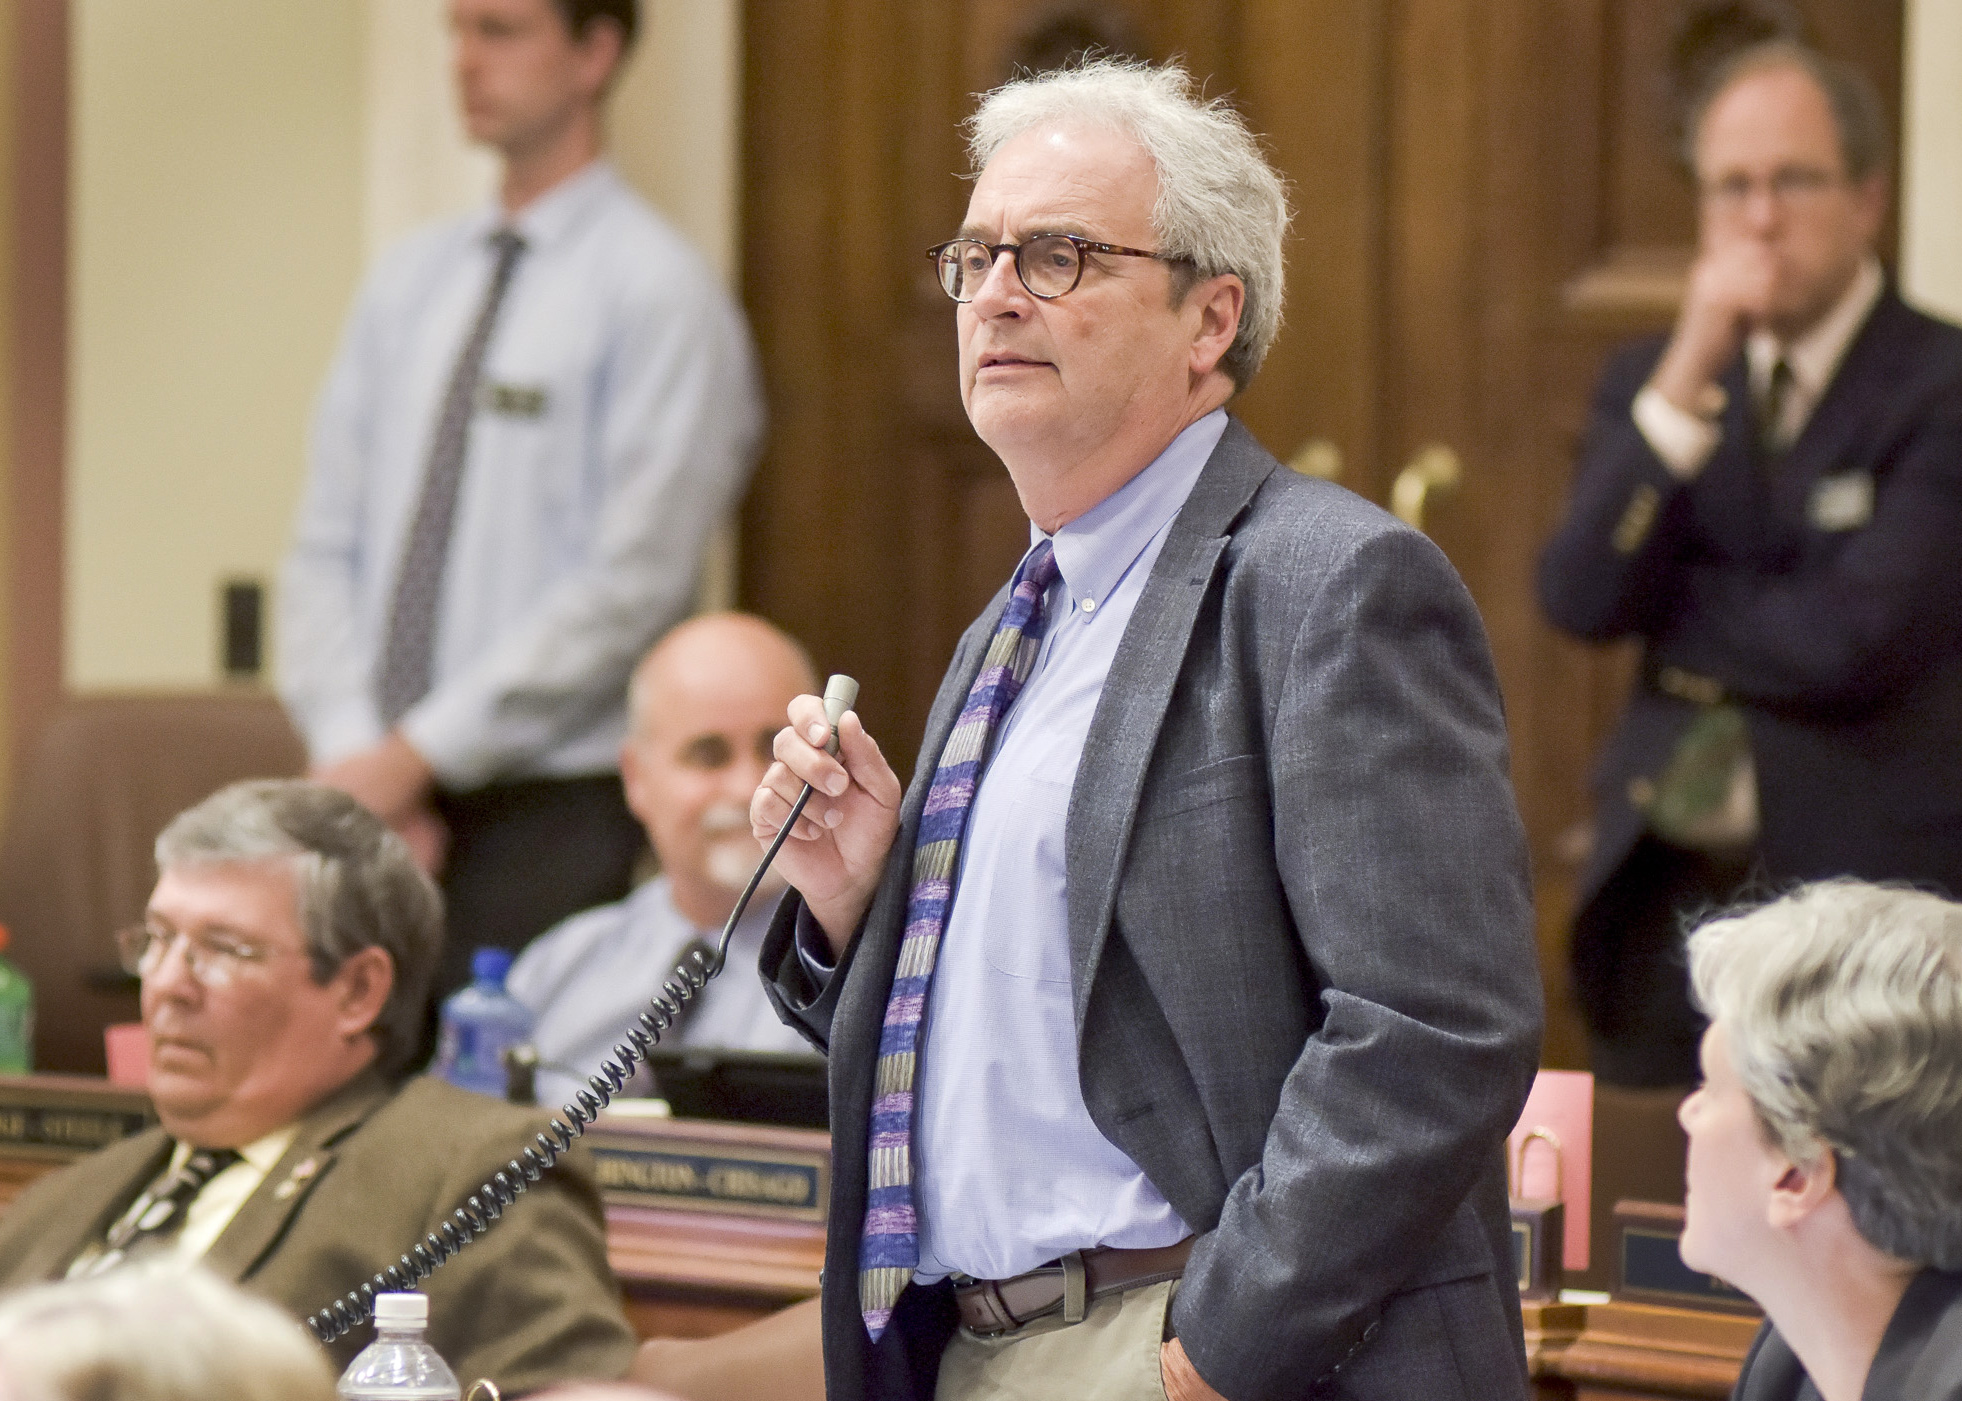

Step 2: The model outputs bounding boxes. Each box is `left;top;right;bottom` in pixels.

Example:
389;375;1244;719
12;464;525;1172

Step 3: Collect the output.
509;613;820;1111
0;780;636;1393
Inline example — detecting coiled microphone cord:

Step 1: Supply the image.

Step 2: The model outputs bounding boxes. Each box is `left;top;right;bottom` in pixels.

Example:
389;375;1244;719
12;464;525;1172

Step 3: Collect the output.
308;675;858;1343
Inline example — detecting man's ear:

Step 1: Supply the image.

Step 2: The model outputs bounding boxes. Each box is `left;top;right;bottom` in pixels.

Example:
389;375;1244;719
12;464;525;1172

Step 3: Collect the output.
331;946;396;1042
574;16;627;100
1851;171;1889;245
1765;1143;1838;1231
1186;273;1245;385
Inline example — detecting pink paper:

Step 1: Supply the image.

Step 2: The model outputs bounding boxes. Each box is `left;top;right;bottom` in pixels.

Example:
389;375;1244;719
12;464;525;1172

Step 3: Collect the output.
1509;1068;1593;1271
104;1022;149;1088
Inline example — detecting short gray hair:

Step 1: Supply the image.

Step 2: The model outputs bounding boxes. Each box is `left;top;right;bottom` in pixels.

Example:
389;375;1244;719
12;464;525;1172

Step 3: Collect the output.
966;57;1291;390
0;1266;335;1401
155;780;442;1079
1687;40;1892;181
1688;880;1962;1267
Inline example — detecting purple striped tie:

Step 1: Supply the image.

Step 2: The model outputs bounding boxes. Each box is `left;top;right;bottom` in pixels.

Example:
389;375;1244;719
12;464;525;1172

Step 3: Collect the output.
859;540;1061;1340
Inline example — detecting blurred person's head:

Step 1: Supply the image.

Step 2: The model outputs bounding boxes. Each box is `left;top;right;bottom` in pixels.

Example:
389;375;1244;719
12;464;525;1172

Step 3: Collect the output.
945;58;1287;529
622;615;818;928
1677;881;1962;1301
132;780;443;1148
449;0;634;160
1687;41;1888;341
0;1266;335;1401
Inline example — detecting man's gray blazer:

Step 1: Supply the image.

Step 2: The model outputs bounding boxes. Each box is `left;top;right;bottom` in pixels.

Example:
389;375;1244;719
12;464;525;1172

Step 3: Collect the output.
762;418;1544;1401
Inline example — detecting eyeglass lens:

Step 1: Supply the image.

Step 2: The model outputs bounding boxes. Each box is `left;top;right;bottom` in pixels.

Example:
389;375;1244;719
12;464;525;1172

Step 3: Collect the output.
937;236;1083;301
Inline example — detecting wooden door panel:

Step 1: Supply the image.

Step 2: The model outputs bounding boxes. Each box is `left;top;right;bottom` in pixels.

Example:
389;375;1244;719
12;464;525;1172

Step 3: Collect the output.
742;0;1903;1070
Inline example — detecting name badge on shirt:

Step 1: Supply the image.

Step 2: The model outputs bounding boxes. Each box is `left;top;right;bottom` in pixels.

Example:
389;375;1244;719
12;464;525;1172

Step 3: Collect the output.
1807;472;1875;532
481;382;551;419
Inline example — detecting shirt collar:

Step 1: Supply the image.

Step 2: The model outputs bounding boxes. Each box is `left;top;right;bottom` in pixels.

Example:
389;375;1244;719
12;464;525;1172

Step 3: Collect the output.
1747;254;1883;401
1036;409;1228;617
167;1123;300;1175
468;159;619;254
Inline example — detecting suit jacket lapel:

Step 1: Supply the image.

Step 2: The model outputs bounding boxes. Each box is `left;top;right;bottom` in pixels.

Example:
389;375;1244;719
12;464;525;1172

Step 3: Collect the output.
1065;418;1276;1025
200;1070;394;1284
1772;289;1902;513
11;1129;174;1284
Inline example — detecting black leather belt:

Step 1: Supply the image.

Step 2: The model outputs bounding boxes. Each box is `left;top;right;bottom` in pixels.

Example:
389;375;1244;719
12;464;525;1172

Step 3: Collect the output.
952;1239;1194;1336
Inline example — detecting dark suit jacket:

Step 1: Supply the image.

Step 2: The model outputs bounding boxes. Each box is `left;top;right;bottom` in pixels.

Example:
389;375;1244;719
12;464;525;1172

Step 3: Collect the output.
1539;290;1962;914
0;1072;636;1393
1734;1269;1962;1401
763;419;1544;1401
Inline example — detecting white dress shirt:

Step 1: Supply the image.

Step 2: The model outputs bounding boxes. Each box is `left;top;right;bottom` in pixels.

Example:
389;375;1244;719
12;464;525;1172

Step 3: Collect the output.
509;875;810;1110
1632;255;1884;477
279;161;764;786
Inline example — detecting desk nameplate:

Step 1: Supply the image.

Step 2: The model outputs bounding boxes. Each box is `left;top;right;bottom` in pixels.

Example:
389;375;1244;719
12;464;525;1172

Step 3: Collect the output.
1613;1200;1759;1316
0;1075;155;1162
586;1117;830;1225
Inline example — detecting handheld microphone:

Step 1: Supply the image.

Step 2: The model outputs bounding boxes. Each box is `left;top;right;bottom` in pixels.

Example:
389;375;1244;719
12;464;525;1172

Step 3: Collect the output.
307;675;860;1343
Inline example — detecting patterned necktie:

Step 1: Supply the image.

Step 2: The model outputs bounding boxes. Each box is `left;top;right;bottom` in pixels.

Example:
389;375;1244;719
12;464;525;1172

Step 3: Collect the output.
859;540;1062;1340
375;228;529;726
77;1146;242;1277
1756;356;1796;459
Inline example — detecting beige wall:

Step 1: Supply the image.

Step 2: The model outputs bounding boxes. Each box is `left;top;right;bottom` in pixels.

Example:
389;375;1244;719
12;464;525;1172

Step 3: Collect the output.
65;0;743;693
66;1;365;690
1904;0;1962;321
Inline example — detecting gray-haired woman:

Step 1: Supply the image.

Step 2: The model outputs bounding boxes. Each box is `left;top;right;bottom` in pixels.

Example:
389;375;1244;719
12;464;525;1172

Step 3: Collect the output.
1679;880;1962;1401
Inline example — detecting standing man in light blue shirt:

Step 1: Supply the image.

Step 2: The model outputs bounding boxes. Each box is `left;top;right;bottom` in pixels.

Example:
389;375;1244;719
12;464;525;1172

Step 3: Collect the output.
752;58;1541;1401
279;0;763;1006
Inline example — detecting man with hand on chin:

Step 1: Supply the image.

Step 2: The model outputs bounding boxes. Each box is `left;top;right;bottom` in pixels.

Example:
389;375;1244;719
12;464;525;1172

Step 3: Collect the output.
0;780;635;1394
751;58;1541;1401
1541;41;1962;1090
510;613;820;1111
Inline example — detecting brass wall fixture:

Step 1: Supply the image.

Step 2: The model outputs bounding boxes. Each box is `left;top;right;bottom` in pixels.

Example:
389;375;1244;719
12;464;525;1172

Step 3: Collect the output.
1287;438;1343;481
1390;444;1462;532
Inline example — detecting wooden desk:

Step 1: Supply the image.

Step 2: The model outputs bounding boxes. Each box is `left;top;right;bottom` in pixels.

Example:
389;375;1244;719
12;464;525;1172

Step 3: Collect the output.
0;1075;1757;1392
1525;1299;1759;1400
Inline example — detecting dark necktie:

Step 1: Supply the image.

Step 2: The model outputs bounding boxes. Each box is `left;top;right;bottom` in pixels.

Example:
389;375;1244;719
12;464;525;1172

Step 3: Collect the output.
375;229;529;726
859;540;1062;1341
1756;356;1795;459
79;1146;242;1277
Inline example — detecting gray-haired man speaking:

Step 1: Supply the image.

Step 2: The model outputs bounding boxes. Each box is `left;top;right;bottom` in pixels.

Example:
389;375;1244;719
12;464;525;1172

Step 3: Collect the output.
752;58;1543;1401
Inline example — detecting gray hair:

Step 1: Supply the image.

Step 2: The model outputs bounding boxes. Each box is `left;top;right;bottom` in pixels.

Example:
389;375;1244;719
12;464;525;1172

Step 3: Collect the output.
1686;39;1892;180
1687;880;1962;1267
965;57;1291;390
155;779;442;1079
0;1266;335;1401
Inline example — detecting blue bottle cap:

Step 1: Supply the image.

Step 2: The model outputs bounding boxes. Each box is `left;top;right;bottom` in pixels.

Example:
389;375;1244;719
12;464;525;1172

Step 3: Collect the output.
471;947;514;985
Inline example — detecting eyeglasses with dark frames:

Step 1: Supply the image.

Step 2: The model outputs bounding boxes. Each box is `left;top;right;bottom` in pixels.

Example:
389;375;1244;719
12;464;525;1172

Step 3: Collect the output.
927;233;1187;302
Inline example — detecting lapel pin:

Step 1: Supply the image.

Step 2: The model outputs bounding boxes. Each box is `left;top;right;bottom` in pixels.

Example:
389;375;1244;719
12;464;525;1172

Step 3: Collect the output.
273;1156;321;1202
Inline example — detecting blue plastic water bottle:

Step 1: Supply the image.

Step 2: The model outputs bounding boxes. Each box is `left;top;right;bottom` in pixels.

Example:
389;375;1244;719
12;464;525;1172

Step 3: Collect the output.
435;948;534;1099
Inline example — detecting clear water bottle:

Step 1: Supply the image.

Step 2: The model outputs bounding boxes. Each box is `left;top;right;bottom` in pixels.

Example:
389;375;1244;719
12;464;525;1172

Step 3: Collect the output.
435;948;534;1099
0;925;34;1074
336;1292;460;1401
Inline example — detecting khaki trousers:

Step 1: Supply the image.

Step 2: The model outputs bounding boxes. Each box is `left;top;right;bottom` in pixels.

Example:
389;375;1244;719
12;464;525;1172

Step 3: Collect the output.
935;1280;1175;1401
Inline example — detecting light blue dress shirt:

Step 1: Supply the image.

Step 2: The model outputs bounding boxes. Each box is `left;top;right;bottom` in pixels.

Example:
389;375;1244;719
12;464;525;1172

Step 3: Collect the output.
509;875;811;1111
904;410;1227;1283
279;161;764;787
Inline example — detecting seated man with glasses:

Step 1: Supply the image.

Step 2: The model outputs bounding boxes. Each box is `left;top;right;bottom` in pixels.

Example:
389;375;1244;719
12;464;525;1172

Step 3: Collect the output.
0;779;636;1393
1539;38;1962;1089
